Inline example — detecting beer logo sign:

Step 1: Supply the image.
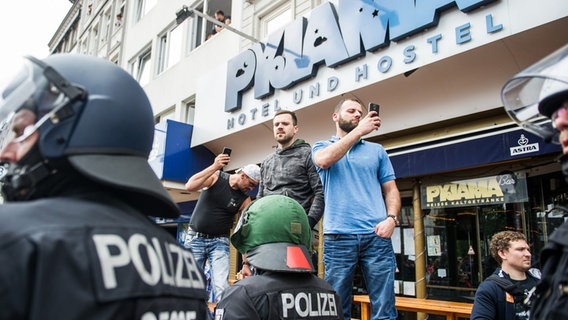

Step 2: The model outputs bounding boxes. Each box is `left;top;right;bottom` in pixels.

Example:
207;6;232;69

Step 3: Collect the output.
510;134;539;156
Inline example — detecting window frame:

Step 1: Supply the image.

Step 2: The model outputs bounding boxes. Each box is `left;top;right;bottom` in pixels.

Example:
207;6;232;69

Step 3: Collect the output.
135;0;157;22
157;24;184;74
155;106;176;125
259;2;292;40
131;47;153;86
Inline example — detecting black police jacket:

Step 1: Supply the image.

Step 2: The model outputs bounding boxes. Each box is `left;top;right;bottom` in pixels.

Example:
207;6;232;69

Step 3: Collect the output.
0;193;209;319
215;271;343;320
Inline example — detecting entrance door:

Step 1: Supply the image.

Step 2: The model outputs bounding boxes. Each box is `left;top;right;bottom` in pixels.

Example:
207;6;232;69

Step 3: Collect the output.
424;207;479;302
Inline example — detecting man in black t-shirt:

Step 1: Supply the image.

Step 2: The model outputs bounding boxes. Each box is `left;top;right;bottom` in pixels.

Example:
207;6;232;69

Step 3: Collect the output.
184;157;259;302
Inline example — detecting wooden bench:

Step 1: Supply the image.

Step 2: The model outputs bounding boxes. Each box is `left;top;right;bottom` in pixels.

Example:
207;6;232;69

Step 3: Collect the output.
353;295;473;320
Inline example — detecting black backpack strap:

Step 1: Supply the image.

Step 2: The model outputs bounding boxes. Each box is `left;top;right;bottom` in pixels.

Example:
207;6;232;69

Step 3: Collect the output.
486;275;525;303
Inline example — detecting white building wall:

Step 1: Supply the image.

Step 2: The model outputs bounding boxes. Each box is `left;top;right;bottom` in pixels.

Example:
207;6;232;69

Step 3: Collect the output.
121;1;252;121
98;0;567;171
188;0;568;170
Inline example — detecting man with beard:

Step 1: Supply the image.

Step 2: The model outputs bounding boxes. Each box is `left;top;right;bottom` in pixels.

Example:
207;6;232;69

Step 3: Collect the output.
312;98;401;320
258;110;323;227
238;110;324;279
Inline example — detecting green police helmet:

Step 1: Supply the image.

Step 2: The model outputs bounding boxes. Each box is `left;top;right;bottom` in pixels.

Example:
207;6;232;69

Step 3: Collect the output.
231;195;314;272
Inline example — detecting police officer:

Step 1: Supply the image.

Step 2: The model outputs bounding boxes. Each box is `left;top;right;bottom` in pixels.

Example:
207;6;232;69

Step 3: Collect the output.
502;43;568;153
502;43;568;319
215;195;343;320
0;54;208;319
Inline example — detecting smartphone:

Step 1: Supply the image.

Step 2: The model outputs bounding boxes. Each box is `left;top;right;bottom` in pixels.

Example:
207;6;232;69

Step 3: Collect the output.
368;103;380;117
222;147;232;156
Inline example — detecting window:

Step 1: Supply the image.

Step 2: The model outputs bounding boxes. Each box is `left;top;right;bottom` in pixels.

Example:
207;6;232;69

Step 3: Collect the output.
205;0;233;40
115;0;125;28
157;25;183;74
416;171;540;302
131;49;152;86
180;1;233;52
184;2;205;51
184;98;196;125
101;9;111;44
155;107;176;124
136;0;157;21
259;3;292;40
89;24;99;55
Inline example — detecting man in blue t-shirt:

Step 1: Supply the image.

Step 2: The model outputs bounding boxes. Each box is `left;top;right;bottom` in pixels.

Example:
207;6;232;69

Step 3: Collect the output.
312;98;401;320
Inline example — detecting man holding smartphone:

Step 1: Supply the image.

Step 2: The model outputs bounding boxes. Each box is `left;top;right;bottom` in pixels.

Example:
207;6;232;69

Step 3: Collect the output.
312;98;401;320
184;153;260;303
369;103;380;116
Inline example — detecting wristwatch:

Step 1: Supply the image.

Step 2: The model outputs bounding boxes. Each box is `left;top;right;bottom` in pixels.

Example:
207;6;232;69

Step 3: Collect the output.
387;214;400;226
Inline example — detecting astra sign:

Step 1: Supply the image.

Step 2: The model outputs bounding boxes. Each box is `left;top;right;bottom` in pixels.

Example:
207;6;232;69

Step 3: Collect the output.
225;0;498;112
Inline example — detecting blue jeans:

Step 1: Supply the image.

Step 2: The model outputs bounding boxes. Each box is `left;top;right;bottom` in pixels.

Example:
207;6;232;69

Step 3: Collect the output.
324;233;397;320
184;235;230;303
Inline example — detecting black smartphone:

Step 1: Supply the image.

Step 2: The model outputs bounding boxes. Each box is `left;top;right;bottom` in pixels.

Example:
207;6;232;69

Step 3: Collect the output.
368;103;380;117
222;147;232;156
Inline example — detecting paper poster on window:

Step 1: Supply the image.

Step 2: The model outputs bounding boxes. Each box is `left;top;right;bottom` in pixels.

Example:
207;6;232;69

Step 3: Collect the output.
394;280;402;294
403;228;415;255
427;235;442;256
391;227;401;254
403;281;416;296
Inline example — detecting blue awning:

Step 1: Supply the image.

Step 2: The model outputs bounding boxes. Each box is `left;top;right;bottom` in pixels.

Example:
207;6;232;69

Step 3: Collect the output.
150;119;215;182
388;126;561;178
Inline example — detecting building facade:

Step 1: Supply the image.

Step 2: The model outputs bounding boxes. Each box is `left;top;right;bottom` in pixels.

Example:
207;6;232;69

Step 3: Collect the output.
49;0;568;311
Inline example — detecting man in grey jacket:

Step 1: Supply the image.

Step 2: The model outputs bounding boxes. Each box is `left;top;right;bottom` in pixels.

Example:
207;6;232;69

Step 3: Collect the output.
237;110;325;280
257;110;324;228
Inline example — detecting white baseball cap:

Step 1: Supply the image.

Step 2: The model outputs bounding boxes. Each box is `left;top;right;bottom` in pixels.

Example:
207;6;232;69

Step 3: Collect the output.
237;164;260;183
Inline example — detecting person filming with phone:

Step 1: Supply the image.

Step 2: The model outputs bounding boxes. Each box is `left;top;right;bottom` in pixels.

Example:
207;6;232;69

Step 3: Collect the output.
312;97;401;320
184;149;260;303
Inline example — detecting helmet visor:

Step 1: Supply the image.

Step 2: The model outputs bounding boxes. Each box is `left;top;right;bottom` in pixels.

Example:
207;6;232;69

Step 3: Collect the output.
501;44;568;143
0;56;84;151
